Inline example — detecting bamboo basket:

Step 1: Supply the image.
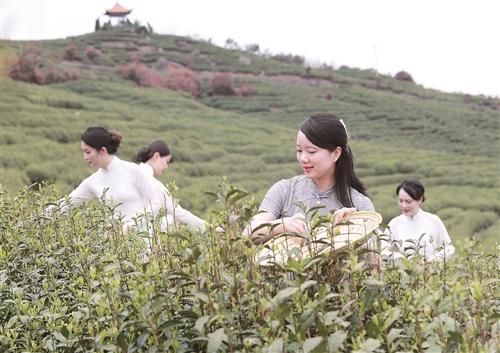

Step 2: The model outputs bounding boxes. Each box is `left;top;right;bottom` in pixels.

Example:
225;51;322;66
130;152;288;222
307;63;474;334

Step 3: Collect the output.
256;211;382;266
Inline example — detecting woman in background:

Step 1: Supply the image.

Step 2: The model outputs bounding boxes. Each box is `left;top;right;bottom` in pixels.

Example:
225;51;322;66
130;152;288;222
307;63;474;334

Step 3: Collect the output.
136;140;206;232
56;126;160;229
243;112;374;244
381;179;455;262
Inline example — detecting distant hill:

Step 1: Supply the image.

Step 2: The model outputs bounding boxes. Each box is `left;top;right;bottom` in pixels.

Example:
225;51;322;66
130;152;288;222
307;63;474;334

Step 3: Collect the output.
1;24;499;247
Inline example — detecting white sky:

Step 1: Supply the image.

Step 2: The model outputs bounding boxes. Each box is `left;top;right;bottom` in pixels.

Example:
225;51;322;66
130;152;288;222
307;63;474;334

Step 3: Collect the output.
1;0;499;97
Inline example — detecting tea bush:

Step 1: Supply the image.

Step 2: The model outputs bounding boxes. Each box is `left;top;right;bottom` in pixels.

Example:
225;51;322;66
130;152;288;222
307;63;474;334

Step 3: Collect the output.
25;165;58;185
0;184;498;352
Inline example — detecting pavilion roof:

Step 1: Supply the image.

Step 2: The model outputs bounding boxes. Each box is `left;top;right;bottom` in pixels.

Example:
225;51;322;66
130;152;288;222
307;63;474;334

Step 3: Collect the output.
105;3;132;16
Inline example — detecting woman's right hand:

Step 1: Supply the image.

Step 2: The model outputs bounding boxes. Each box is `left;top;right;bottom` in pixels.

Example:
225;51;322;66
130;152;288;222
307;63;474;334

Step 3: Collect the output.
279;214;307;235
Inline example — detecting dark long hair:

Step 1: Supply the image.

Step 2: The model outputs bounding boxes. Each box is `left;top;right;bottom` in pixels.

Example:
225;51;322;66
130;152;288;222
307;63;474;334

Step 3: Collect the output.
299;112;367;207
136;140;171;163
81;126;122;154
396;179;426;202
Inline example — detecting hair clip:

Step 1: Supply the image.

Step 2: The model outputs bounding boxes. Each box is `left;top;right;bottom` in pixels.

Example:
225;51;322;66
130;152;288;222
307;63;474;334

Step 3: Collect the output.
339;119;350;139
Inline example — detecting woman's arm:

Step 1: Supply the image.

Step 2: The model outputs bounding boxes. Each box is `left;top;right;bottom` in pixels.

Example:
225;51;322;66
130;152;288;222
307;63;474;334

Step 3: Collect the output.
160;189;206;231
55;178;95;213
431;216;455;261
243;211;307;245
379;220;405;260
432;243;455;261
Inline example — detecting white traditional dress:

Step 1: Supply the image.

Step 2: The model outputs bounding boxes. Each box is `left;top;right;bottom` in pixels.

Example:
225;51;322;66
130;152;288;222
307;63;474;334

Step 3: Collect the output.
382;209;455;261
139;163;206;232
57;156;160;228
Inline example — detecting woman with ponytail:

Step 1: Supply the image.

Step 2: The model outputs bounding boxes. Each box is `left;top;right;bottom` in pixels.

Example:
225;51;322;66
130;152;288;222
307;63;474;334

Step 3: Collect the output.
136;140;206;232
244;113;374;244
56;127;160;230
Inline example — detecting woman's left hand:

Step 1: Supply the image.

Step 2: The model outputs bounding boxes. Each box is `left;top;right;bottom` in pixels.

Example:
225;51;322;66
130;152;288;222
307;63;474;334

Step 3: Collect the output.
333;207;357;225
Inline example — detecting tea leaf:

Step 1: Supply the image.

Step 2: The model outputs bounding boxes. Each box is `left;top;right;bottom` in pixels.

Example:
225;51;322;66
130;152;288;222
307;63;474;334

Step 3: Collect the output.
207;328;227;353
303;336;323;353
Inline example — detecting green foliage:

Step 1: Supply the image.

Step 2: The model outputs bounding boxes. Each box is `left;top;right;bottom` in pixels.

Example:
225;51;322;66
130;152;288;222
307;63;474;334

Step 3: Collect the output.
0;185;498;352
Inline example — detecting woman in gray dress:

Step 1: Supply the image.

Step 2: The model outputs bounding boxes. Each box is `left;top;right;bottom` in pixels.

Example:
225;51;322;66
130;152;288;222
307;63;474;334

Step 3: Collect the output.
244;112;374;244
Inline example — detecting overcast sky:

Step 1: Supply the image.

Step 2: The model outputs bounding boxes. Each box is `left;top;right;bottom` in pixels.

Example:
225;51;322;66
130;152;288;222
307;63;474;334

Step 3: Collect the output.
1;0;499;97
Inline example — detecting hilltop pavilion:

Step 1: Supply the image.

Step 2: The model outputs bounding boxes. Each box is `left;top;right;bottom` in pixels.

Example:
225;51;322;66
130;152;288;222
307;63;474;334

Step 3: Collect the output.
105;3;132;22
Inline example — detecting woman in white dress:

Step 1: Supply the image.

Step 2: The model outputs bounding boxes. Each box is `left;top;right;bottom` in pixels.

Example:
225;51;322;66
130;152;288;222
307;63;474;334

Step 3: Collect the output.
56;126;161;230
136;140;206;232
381;180;455;262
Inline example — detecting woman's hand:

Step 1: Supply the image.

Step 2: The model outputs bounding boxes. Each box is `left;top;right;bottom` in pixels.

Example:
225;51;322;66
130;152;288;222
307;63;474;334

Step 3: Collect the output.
333;207;357;225
215;226;226;234
244;211;307;244
279;215;307;235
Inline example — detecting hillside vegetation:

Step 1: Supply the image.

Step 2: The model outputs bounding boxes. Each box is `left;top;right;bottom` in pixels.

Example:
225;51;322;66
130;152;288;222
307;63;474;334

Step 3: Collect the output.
1;25;499;248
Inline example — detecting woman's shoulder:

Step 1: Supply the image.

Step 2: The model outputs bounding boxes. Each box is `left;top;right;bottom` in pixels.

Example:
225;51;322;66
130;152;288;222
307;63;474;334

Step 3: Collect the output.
83;168;103;182
114;158;147;176
115;157;139;169
72;169;101;192
420;210;443;222
273;175;311;191
388;214;404;226
349;188;375;211
269;175;304;187
264;175;305;199
138;162;154;175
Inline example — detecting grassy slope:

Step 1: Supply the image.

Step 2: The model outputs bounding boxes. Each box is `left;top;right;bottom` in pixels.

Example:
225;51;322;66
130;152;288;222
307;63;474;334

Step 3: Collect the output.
1;27;499;247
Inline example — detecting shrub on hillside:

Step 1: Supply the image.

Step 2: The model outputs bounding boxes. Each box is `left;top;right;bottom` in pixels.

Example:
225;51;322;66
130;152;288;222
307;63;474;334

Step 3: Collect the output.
325;66;335;80
236;83;256;97
9;52;39;83
1;133;16;145
164;65;201;97
481;97;499;110
224;38;240;50
119;62;201;97
155;57;168;70
9;47;80;85
63;43;78;61
129;52;144;63
211;73;236;96
303;66;312;78
245;43;260;53
238;56;252;66
271;53;305;65
25;165;57;185
43;128;79;144
118;62;162;87
85;46;100;62
45;99;86;110
395;70;414;83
